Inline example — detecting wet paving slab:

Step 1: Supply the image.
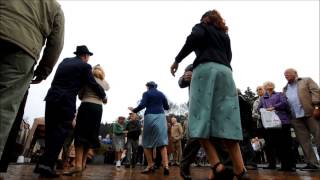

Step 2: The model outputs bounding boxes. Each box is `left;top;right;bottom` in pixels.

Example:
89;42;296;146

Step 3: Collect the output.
1;164;320;180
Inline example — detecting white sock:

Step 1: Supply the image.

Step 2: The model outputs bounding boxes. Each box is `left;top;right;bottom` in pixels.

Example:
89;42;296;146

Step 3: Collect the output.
116;160;121;166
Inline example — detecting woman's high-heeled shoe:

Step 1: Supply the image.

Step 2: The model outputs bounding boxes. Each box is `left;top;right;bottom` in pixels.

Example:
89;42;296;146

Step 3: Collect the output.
141;165;155;174
163;166;170;176
208;162;234;180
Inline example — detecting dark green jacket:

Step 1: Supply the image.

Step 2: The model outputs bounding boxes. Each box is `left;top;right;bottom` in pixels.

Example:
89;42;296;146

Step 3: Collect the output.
113;122;126;136
0;0;65;79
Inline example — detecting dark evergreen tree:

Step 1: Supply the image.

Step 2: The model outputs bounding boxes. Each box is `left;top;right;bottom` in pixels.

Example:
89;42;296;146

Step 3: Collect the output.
243;87;257;106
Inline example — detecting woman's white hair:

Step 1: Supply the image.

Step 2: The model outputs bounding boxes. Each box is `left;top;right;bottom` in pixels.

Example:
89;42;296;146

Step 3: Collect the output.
263;81;275;90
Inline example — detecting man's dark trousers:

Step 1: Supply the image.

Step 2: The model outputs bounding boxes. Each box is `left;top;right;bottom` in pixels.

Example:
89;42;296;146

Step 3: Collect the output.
38;101;74;171
180;138;201;171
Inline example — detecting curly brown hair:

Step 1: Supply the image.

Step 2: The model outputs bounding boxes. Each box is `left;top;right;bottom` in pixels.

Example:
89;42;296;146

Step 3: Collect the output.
202;9;228;33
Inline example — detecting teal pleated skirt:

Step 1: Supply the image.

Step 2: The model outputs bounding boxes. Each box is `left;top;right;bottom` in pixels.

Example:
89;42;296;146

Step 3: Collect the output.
188;62;243;140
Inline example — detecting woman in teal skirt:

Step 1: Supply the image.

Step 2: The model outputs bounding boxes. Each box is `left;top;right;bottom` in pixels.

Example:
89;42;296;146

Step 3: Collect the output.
170;10;248;180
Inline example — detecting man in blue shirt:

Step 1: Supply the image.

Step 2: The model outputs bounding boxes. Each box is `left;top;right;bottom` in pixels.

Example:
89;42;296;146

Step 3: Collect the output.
283;68;320;170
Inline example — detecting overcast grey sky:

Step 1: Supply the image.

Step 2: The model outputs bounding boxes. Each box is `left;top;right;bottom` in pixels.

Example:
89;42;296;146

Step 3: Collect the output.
24;1;319;125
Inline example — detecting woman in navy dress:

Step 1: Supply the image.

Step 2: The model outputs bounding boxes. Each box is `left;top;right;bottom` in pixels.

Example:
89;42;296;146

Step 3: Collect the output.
128;81;170;175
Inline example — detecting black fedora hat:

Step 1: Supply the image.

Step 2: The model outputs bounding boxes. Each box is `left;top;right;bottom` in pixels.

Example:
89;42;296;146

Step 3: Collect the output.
74;45;93;56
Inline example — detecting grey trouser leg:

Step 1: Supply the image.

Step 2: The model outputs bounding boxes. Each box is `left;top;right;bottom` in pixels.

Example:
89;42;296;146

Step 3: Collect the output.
127;139;139;165
291;117;320;165
0;50;34;158
126;139;133;163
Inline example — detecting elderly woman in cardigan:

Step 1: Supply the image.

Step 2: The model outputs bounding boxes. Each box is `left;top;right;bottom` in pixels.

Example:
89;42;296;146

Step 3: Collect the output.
258;81;295;171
